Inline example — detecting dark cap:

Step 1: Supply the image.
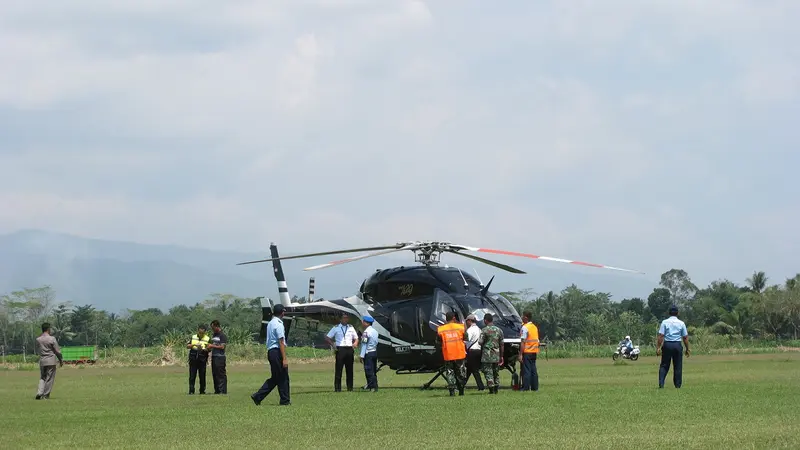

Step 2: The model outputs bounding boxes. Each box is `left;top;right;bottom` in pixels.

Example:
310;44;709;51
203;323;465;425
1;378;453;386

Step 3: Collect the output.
669;304;679;314
273;304;285;314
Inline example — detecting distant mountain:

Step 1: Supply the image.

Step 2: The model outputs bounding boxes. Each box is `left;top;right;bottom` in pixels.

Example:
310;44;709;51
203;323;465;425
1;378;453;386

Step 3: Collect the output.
0;229;658;312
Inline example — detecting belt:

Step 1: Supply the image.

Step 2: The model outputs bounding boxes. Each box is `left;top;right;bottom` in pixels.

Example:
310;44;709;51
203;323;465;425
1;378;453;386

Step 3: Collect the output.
336;345;353;348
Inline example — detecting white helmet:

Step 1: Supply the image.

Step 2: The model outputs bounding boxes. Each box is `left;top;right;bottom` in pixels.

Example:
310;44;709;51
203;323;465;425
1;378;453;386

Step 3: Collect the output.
625;335;630;340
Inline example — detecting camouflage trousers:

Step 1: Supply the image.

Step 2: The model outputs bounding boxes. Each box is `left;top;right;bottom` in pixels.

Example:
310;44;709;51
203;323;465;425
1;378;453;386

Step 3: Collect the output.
481;362;500;388
442;359;466;390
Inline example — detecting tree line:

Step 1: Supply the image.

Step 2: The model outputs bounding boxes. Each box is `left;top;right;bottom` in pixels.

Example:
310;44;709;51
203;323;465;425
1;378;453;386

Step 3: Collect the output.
502;269;800;345
1;269;799;355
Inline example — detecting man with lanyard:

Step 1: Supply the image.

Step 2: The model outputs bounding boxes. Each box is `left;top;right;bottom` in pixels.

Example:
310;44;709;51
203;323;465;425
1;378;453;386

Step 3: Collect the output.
359;315;379;392
207;320;228;395
186;324;210;395
436;311;467;396
464;314;485;391
478;313;504;394
656;304;690;389
251;304;290;406
325;312;359;392
518;311;540;392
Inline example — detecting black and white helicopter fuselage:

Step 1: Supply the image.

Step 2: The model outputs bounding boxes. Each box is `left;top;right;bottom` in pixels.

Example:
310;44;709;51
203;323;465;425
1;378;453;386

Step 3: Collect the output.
244;241;642;388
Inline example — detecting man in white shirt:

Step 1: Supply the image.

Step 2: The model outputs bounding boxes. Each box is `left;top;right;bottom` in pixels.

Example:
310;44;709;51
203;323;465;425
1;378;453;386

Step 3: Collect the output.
325;312;359;392
464;314;485;391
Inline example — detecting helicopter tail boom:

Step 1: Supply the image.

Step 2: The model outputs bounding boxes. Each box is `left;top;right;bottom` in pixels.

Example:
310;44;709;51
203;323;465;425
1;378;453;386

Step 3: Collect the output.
270;243;294;306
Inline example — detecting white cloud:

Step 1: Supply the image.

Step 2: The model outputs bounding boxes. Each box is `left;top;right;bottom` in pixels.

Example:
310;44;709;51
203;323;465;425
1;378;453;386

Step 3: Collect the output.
1;0;799;291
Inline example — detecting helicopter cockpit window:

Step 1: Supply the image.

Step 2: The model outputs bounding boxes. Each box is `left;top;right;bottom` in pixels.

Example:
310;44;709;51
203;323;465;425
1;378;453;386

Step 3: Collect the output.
486;292;521;321
430;289;463;326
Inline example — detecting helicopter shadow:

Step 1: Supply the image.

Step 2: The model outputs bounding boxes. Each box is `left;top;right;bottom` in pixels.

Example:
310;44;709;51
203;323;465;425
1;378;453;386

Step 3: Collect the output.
291;385;487;397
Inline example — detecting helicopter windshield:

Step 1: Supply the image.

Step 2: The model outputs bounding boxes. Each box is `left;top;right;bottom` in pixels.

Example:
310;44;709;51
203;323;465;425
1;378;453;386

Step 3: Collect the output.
449;292;521;324
484;292;521;321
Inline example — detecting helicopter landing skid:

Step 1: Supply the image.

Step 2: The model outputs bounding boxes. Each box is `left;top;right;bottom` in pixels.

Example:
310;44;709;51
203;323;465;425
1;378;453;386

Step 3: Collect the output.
503;361;520;389
420;369;445;390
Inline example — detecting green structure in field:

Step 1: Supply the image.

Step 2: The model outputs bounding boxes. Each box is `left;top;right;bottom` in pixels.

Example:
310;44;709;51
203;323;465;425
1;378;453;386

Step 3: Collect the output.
61;346;98;364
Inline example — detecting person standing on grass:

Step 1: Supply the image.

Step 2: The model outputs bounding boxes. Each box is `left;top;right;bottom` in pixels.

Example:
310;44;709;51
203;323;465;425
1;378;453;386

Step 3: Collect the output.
656;304;690;389
186;324;210;395
208;320;228;395
325;312;359;392
518;311;540;392
464;314;485;391
478;314;504;394
436;311;467;396
359;315;379;392
251;304;290;406
35;322;63;400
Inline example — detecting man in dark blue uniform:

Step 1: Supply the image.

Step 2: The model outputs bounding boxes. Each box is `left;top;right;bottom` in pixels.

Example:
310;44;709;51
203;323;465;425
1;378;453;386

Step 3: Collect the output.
656;305;690;388
251;304;290;406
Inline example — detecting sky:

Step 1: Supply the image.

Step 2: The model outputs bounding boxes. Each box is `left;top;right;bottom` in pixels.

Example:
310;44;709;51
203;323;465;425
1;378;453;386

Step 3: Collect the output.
1;0;799;293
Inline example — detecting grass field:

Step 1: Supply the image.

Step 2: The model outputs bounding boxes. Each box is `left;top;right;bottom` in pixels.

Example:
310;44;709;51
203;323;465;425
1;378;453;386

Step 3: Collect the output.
2;354;799;449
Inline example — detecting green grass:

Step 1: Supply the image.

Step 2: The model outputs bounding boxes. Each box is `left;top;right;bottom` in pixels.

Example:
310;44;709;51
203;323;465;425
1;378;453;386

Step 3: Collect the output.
2;354;799;449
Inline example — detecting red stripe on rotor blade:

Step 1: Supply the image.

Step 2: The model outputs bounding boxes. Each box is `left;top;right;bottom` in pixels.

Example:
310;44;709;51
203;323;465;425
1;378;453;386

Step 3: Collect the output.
477;248;541;259
569;261;604;268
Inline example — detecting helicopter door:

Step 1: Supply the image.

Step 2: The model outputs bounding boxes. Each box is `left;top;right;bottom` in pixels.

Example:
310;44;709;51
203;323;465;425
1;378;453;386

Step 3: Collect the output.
389;305;418;347
416;304;438;344
429;289;463;328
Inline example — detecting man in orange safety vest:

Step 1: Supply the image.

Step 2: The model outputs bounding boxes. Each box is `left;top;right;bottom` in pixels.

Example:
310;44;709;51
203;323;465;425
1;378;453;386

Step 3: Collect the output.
518;311;540;391
436;311;468;396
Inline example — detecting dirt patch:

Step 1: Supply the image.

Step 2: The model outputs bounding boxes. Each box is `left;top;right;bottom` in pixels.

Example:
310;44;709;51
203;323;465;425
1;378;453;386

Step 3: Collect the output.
777;346;800;352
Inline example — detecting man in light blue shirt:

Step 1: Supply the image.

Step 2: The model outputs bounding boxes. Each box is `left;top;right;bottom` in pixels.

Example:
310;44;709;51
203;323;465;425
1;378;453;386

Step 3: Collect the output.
656;304;690;389
251;304;290;405
359;315;379;392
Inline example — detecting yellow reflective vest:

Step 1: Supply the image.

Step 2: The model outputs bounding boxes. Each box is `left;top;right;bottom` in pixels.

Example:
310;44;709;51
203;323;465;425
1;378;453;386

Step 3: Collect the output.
189;334;210;360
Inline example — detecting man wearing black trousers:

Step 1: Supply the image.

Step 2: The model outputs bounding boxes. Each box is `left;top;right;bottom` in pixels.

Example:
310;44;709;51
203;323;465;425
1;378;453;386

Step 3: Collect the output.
325;312;359;392
656;305;690;388
186;324;210;395
208;320;228;394
464;314;485;391
251;304;290;406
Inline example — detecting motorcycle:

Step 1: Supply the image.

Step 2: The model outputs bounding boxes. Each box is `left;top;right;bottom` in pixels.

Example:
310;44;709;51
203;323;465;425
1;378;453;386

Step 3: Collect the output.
612;344;639;361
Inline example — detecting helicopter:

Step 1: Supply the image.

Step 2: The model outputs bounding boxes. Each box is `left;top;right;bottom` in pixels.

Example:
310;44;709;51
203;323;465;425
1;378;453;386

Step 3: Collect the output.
238;241;643;390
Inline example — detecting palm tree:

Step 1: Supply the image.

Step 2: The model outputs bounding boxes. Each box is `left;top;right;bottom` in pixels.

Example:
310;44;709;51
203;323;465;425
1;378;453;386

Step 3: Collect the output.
746;271;768;293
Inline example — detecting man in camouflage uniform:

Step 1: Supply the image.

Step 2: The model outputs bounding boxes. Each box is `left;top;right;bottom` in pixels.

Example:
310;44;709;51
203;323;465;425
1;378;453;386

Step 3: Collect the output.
436;311;467;396
478;313;504;394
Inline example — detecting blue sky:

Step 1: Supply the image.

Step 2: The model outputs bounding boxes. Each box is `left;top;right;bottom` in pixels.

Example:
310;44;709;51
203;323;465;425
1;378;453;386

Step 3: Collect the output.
1;0;798;294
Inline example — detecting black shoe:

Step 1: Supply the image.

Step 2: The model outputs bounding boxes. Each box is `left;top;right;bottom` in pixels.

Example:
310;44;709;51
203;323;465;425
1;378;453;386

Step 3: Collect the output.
250;394;261;406
279;402;291;406
449;389;455;396
35;395;41;400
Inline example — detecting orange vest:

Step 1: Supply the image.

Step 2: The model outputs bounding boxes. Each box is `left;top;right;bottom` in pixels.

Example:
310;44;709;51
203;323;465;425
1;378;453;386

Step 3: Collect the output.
437;322;466;361
522;322;540;353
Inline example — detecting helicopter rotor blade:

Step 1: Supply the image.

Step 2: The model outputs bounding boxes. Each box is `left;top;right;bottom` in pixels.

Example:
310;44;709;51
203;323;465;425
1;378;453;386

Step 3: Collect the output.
446;250;527;274
451;245;644;274
303;245;417;271
236;244;405;266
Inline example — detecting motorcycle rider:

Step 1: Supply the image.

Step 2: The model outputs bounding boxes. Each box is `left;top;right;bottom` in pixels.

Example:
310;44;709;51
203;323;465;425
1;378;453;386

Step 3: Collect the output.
619;335;633;357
